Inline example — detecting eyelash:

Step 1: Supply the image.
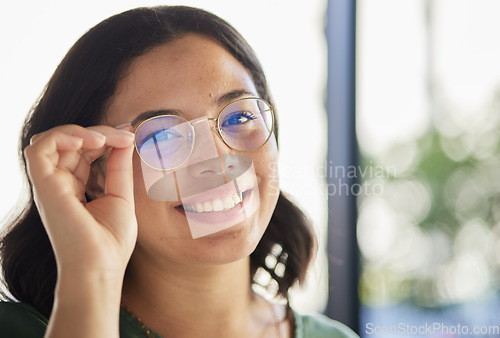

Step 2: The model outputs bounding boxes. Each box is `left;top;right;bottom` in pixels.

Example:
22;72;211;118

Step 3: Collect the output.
140;127;182;148
221;111;257;127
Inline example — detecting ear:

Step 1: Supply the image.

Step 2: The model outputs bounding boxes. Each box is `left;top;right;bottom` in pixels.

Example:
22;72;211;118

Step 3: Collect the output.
86;160;106;200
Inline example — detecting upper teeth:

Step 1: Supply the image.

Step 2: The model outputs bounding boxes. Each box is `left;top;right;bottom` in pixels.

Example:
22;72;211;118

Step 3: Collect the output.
183;193;242;213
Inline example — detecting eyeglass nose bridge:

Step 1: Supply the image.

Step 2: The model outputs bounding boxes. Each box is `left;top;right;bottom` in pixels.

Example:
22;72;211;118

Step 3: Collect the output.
206;117;218;124
190;117;217;127
207;117;228;145
188;117;230;151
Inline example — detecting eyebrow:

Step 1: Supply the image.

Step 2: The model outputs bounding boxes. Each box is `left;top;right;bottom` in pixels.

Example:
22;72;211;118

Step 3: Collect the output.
216;89;256;105
131;109;182;127
130;89;257;127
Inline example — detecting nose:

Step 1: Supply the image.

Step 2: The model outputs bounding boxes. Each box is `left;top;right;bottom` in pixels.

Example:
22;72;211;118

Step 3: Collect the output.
186;157;224;178
185;117;235;178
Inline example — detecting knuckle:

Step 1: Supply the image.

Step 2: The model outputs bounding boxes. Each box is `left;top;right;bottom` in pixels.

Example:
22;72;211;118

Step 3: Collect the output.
23;144;34;158
29;132;43;145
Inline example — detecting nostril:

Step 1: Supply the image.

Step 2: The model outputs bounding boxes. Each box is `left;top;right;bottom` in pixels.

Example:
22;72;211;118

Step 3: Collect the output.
199;169;216;176
186;158;225;178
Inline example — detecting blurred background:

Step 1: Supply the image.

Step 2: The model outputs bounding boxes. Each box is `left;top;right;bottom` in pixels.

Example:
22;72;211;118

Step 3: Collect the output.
358;0;500;336
2;0;500;336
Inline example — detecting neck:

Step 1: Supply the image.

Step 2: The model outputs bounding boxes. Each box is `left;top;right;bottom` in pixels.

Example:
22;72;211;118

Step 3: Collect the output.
121;248;256;337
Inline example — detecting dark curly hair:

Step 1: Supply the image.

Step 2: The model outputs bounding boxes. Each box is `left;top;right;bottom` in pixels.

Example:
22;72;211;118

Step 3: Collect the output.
0;5;315;318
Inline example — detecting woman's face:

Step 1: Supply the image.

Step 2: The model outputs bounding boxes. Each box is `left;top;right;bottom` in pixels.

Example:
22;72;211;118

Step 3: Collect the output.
104;34;279;267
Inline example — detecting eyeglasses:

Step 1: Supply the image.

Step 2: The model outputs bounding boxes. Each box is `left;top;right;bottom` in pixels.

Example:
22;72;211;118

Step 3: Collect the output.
134;97;275;170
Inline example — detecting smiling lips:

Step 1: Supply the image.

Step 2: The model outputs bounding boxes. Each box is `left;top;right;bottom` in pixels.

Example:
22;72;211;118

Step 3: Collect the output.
183;193;243;213
179;188;254;230
177;164;260;238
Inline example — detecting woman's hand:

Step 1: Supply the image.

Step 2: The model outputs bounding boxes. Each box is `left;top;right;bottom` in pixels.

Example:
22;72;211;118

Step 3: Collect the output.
25;124;137;338
24;124;137;277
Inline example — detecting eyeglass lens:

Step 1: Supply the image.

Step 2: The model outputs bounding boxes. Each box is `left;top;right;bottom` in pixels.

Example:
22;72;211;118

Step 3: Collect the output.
135;98;273;170
217;98;273;152
135;115;195;170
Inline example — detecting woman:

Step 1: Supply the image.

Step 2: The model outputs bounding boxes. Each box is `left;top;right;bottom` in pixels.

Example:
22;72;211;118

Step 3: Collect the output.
0;6;358;338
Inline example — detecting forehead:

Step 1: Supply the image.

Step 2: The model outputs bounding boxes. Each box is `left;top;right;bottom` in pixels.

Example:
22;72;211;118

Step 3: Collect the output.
105;34;257;126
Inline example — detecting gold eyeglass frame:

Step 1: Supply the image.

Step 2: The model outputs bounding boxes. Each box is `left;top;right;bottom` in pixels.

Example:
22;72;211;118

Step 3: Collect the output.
134;97;275;171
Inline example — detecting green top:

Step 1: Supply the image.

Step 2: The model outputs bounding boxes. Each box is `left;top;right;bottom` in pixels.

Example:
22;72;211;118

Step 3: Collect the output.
0;301;359;338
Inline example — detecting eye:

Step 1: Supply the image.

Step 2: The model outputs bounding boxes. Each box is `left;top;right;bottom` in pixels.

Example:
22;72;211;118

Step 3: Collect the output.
139;127;183;152
221;111;257;129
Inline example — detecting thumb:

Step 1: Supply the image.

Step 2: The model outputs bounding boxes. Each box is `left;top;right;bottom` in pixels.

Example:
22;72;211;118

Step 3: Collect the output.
105;142;135;206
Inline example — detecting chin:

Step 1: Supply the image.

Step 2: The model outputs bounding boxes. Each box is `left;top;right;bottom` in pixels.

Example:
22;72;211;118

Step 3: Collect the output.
185;215;267;265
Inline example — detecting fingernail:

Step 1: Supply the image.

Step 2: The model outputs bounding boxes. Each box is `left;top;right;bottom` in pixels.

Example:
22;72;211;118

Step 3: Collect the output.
89;130;106;140
117;129;135;138
115;123;132;129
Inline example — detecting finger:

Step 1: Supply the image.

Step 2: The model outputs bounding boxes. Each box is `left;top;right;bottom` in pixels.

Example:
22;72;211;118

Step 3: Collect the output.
115;123;133;133
50;125;134;180
105;142;135;206
30;132;44;145
69;126;134;178
30;125;134;156
26;128;108;207
48;146;106;195
87;126;135;149
71;127;135;185
25;132;84;182
29;132;102;184
27;125;135;198
30;125;108;150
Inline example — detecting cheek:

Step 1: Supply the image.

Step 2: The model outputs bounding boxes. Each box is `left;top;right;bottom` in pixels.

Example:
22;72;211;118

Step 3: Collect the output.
131;158;174;244
131;155;166;226
132;156;149;201
257;136;279;183
253;137;279;212
132;157;153;233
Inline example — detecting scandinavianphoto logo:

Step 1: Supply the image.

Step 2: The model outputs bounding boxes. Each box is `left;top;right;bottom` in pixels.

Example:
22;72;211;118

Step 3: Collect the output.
321;161;396;197
266;161;396;197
